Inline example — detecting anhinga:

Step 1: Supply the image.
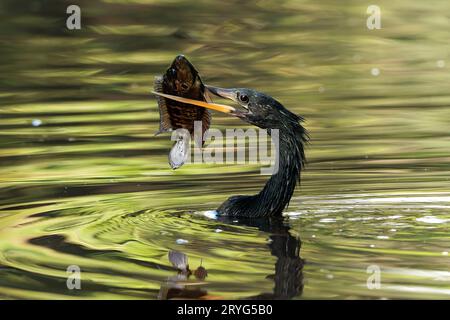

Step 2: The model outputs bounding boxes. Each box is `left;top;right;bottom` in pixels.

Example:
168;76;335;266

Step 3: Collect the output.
206;86;308;218
153;86;308;218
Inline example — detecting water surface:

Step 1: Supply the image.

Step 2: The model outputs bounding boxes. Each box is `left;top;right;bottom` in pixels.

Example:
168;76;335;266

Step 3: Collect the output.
0;0;449;299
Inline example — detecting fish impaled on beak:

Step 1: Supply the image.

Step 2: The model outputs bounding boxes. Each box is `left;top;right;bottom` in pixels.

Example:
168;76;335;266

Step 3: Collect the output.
153;55;213;169
151;91;236;114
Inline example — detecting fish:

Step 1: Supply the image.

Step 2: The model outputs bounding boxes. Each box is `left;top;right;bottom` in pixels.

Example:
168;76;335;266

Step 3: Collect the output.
154;55;212;169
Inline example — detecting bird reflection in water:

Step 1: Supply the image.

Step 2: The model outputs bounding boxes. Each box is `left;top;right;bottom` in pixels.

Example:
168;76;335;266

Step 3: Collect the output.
158;251;211;300
232;217;305;300
158;217;304;300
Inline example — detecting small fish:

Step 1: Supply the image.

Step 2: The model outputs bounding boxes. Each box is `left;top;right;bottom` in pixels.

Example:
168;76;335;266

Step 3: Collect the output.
154;55;212;169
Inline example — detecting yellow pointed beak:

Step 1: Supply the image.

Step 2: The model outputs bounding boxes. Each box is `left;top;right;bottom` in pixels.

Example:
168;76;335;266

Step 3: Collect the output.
151;91;236;114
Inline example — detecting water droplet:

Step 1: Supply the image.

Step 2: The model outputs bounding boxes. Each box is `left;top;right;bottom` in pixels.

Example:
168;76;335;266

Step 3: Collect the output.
377;235;389;240
442;251;448;256
326;274;334;279
371;68;380;76
176;239;189;245
32;119;42;127
312;234;316;238
215;228;223;233
437;60;445;68
370;244;375;248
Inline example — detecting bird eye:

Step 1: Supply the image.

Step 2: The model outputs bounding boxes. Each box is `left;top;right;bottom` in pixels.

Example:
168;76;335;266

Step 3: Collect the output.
239;94;249;103
181;83;189;90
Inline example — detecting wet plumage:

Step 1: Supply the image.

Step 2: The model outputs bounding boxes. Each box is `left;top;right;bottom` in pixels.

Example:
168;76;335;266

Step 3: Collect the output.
206;86;309;218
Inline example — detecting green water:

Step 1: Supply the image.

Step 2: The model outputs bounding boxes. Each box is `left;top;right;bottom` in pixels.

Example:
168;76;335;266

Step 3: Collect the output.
1;0;449;299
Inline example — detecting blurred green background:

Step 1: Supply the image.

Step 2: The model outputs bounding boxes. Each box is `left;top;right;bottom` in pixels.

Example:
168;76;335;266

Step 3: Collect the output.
0;0;449;299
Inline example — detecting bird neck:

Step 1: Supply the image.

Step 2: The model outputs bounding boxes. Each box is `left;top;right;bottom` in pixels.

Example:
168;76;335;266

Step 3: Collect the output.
217;122;307;218
254;125;305;216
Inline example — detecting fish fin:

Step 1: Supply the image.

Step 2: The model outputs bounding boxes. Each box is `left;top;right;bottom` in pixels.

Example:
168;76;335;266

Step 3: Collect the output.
155;128;172;136
154;75;173;134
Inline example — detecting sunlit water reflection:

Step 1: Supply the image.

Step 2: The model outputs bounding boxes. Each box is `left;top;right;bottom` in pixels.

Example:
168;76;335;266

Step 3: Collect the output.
0;0;449;299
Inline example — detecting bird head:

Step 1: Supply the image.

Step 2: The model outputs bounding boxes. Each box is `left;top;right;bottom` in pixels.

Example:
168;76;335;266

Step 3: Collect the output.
205;86;302;130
